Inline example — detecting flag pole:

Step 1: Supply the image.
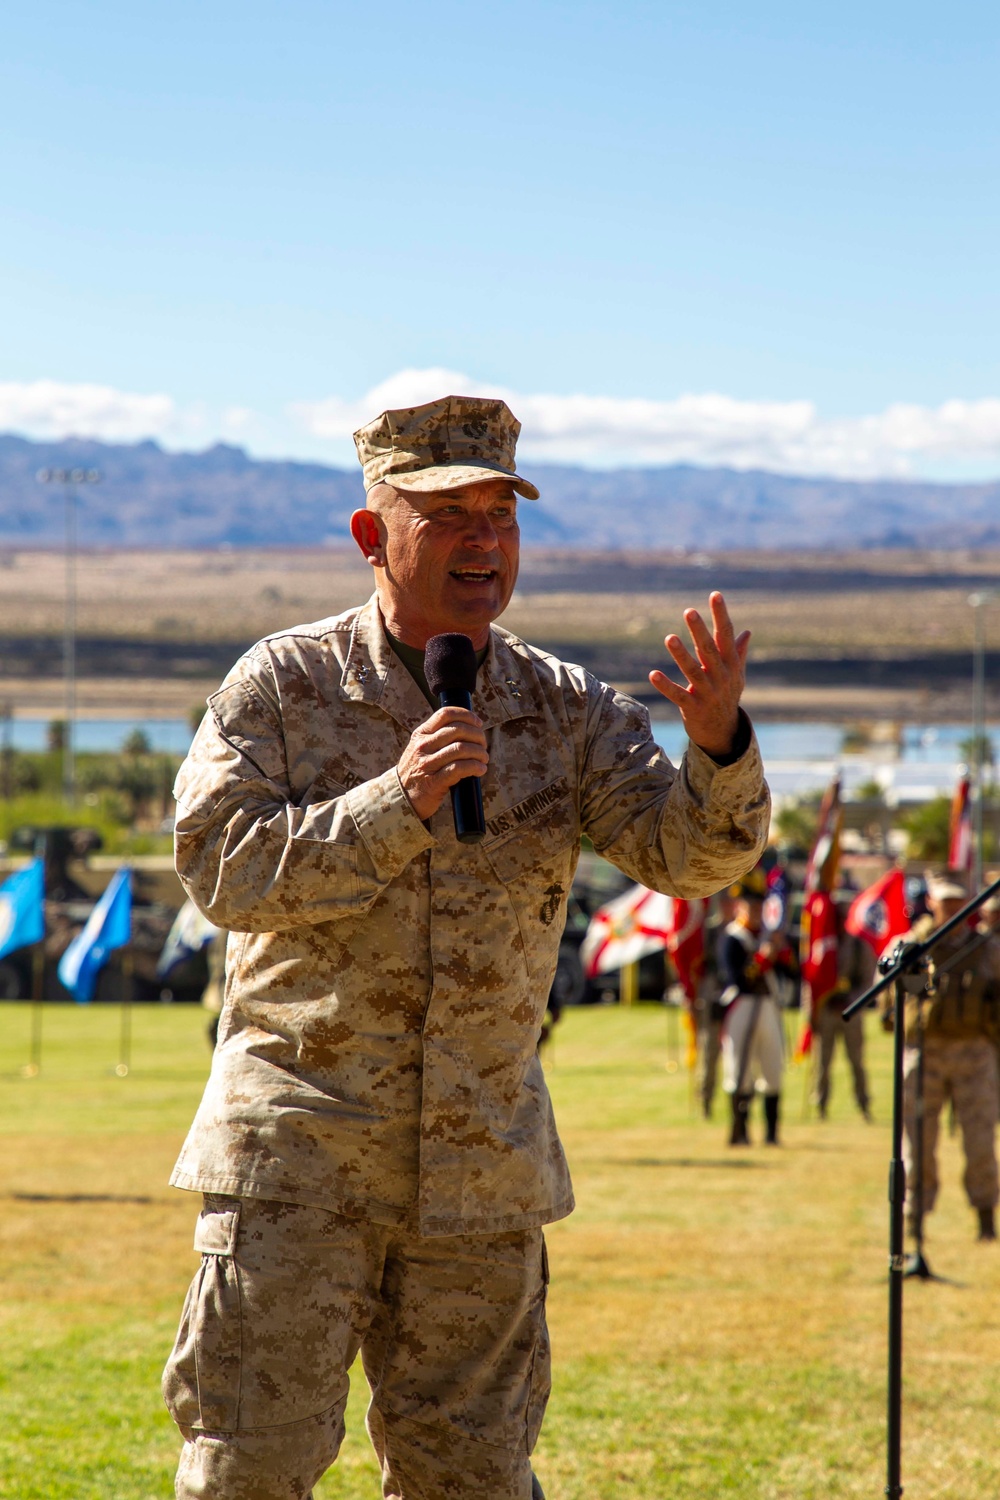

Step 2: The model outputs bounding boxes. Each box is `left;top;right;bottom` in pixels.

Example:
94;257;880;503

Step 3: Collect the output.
685;1005;698;1116
620;961;638;1006
23;942;45;1078
116;947;133;1077
800;1049;812;1121
665;998;679;1073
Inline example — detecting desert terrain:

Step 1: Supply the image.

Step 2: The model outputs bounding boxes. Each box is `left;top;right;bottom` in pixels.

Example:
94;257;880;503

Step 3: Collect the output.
1;546;998;720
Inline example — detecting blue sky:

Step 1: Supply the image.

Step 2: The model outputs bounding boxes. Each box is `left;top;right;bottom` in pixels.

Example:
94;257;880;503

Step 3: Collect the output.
2;0;999;477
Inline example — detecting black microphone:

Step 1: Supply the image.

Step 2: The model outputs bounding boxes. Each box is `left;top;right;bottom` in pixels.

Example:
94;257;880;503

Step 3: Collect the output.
424;632;486;844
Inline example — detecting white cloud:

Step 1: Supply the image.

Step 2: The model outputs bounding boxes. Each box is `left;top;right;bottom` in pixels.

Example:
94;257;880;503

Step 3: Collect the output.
0;382;273;453
291;369;1000;479
289;368;480;442
0;380;178;443
4;373;1000;479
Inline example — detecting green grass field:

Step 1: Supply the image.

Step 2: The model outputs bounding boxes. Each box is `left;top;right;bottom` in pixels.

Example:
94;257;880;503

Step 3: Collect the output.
0;1002;997;1499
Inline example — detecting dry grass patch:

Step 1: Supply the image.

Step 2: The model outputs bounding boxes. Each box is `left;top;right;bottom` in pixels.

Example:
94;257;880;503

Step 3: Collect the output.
1;548;993;657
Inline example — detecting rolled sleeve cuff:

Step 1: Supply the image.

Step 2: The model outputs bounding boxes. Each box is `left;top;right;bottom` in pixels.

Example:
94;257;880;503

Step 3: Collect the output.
345;767;435;877
685;711;765;801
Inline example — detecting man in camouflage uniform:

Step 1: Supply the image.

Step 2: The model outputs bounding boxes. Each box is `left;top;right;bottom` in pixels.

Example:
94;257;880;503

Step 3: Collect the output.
162;394;770;1500
883;871;1000;1244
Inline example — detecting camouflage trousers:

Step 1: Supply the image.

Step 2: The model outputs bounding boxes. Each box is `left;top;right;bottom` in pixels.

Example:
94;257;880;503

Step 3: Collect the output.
815;1005;869;1115
903;1036;999;1225
162;1195;550;1500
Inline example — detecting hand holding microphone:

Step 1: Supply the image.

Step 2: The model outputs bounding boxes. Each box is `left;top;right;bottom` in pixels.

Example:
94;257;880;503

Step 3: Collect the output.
397;634;487;841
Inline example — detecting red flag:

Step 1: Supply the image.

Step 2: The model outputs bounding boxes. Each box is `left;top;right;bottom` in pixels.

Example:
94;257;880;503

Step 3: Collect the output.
948;774;972;877
804;776;842;895
665;897;706;1003
798;888;841;1053
844;868;910;957
796;778;843;1056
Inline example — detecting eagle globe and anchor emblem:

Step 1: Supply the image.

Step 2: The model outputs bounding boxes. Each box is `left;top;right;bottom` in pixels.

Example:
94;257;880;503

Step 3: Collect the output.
866;897;890;938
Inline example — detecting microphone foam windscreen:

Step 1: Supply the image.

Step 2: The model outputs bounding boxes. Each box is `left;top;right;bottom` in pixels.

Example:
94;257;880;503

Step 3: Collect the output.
425;633;479;699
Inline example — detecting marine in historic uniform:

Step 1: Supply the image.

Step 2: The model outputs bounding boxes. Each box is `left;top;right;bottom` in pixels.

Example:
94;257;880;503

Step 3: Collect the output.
719;867;796;1146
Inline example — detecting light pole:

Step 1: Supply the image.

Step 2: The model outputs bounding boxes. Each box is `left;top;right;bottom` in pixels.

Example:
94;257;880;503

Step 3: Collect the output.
968;590;998;891
36;467;101;804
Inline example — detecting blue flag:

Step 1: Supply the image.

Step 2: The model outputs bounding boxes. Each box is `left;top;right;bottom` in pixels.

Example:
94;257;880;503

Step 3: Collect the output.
0;858;45;961
58;867;132;1004
156;898;220;979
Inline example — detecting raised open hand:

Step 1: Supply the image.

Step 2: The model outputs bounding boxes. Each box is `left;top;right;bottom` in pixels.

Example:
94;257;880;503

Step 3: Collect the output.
648;591;750;759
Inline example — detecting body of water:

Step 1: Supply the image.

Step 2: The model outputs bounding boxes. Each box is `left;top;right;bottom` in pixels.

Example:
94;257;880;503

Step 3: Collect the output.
3;718;198;754
3;715;997;768
649;719;999;767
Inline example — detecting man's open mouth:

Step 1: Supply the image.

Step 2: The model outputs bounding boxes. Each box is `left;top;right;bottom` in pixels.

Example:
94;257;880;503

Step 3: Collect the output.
450;567;497;583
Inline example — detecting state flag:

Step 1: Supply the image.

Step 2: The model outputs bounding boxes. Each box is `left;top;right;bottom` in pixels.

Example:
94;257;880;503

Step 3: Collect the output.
664;897;706;1003
156;898;221;979
796;888;841;1056
763;864;789;933
58;867;132;1004
0;858;45;961
581;885;672;979
844;868;910;957
948;774;972;877
804;776;842;895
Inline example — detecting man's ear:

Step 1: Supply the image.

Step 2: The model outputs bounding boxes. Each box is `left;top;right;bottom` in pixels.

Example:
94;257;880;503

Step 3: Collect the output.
351;508;387;566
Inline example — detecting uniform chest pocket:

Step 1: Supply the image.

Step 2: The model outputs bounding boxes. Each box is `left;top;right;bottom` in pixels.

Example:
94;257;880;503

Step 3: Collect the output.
288;720;408;808
483;794;578;895
295;771;349;811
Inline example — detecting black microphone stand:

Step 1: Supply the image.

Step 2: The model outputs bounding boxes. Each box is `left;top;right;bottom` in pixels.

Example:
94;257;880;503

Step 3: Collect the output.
842;871;1000;1500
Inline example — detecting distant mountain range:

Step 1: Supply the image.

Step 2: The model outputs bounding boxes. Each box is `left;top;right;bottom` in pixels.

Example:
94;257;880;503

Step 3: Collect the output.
2;431;999;550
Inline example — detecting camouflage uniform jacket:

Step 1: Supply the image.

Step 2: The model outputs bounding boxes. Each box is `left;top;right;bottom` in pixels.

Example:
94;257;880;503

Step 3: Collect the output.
887;916;1000;1046
170;598;770;1235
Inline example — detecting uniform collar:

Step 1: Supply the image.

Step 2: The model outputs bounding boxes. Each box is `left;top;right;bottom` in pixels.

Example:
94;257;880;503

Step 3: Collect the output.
480;625;544;725
340;597;540;729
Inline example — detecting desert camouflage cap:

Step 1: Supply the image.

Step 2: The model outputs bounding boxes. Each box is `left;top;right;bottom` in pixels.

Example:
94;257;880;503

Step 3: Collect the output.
926;870;969;901
353;395;540;500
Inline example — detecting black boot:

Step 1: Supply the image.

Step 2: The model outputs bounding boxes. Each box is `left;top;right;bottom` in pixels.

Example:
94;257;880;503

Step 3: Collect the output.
729;1092;750;1146
764;1093;780;1145
978;1207;997;1241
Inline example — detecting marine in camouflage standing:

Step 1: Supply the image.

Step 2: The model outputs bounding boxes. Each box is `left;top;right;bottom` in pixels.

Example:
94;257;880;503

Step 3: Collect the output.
161;394;770;1500
882;871;1000;1244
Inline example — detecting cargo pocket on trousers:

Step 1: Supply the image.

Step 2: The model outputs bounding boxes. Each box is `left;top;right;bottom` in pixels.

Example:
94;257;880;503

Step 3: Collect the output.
162;1197;242;1432
525;1237;551;1454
